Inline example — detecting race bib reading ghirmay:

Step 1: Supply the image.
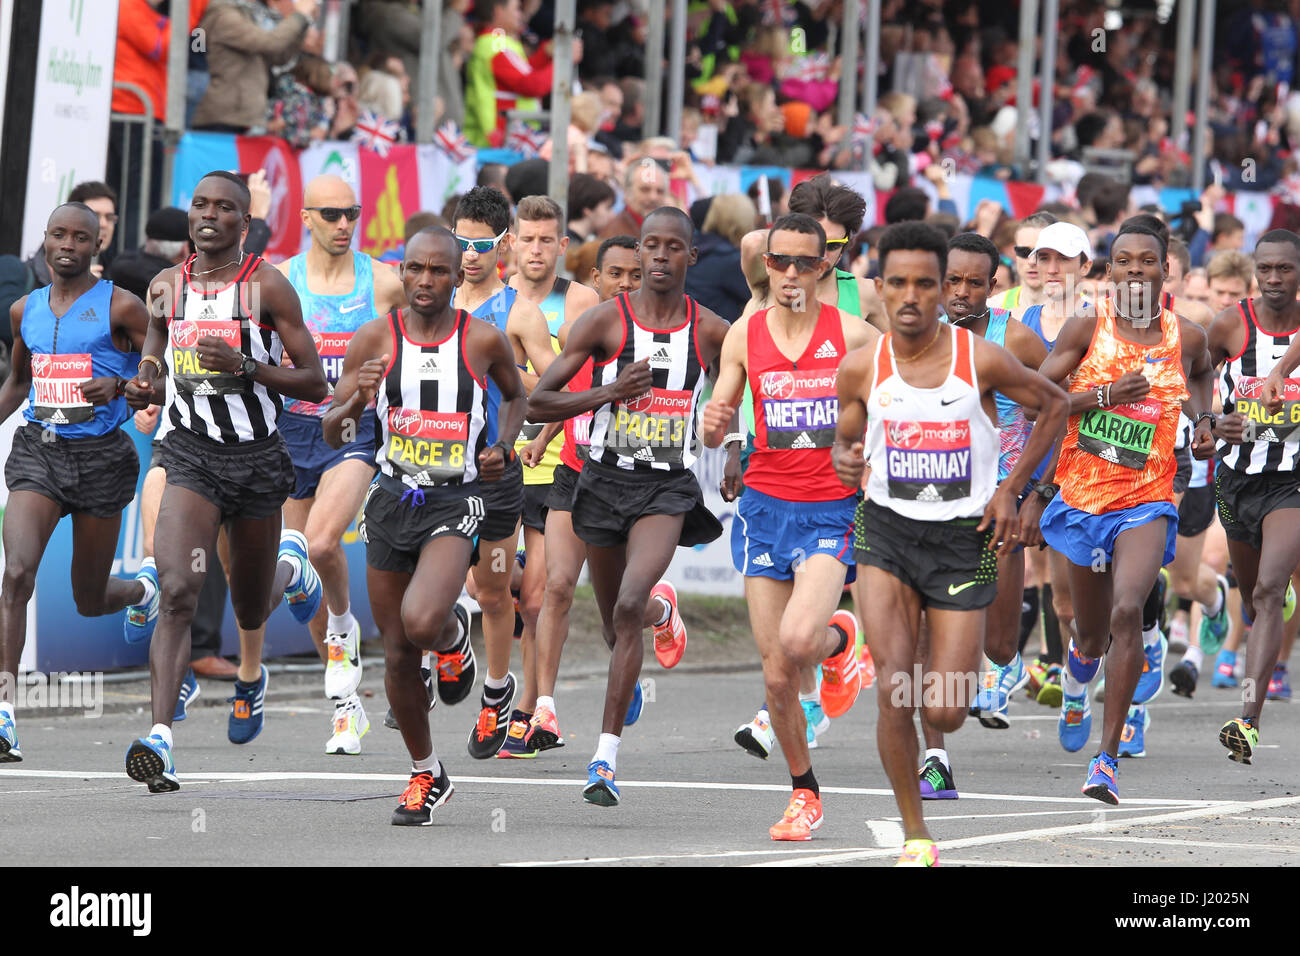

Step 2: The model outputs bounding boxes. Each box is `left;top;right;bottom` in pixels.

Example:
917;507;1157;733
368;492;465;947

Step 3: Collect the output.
1078;400;1159;469
884;420;972;501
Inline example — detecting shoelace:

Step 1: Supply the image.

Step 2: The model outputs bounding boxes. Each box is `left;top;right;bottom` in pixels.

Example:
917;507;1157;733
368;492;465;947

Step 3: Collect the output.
400;487;427;509
437;651;465;679
401;772;435;810
475;706;499;741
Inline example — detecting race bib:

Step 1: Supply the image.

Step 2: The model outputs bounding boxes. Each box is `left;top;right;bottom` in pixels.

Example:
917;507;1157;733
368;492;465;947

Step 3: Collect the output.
1077;400;1160;469
386;407;469;485
31;352;92;425
884;420;972;501
611;388;694;465
759;369;838;449
1233;376;1300;443
170;319;247;398
571;411;592;461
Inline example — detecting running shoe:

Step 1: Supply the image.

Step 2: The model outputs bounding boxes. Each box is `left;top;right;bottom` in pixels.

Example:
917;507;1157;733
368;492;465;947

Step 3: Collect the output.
324;619;363;700
279;530;322;624
820;610;863;718
496;710;538;759
978;655;1029;729
858;637;876;688
1025;658;1050;698
803;698;830;749
468;673;516;759
435;602;476;705
1093;675;1106;703
173;669;200;722
1058;690;1092;753
1132;631;1167;704
1036;664;1063;707
1169;659;1198;698
1168;613;1190;657
583;760;620;806
125;734;180;793
123;558;160;645
1219;717;1258;764
768;788;823;841
650;581;687;668
1288;581;1297;622
918;756;958;800
1212;648;1238;688
896;840;938;867
0;711;21;762
735;710;774;759
1081;752;1119;805
626;678;644;726
1268;663;1292;701
1118;705;1150;758
325;694;370;755
227;664;268;745
1199;576;1230;656
1065;639;1101;685
384;661;437;730
525;704;565;751
391;764;454;826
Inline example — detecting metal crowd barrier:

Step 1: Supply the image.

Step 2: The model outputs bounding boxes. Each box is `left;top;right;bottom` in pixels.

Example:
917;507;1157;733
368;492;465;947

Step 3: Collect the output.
109;81;158;252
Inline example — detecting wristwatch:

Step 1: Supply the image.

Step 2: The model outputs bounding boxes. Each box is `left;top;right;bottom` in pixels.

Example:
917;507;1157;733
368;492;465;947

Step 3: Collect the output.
238;357;258;379
1033;481;1059;502
1195;411;1217;432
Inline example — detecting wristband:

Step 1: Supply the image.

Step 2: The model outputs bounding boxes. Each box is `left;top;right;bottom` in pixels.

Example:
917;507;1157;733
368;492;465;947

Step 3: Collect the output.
139;355;164;377
723;432;745;448
114;376;127;397
1095;385;1106;409
494;439;517;463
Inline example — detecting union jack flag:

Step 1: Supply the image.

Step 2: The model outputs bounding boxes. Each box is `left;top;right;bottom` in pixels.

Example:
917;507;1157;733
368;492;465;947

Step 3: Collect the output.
783;52;831;84
351;109;400;157
507;122;548;158
761;0;796;26
852;113;878;144
434;122;475;163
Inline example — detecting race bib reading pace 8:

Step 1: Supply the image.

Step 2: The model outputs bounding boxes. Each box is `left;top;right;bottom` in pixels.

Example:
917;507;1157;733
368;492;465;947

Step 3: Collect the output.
171;320;247;397
1077;400;1159;469
387;407;469;485
1234;376;1300;442
612;387;693;464
31;353;93;424
885;420;972;500
760;370;838;449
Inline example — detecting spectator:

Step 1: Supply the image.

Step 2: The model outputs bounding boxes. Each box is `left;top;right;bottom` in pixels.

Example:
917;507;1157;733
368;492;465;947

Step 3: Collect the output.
357;62;406;127
267;53;333;148
612;77;646;145
329;61;361;139
354;1;421;82
1183;268;1212;306
685;194;757;321
192;0;316;133
717;84;814;167
106;207;192;302
505;158;551;205
379;210;447;265
1210;213;1246;255
477;163;511;199
576;0;619;80
1087;181;1131;258
884;187;928;224
600;159;669;238
1206;249;1255;314
747;176;788;226
540;91;603;173
567;173;616;244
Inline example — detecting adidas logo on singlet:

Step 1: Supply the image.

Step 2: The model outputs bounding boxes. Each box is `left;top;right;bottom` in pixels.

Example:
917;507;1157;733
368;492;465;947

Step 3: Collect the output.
47;409;69;424
791;431;816;449
193;381;219;397
633;446;656;462
1100;446;1120;463
413;470;434;484
649;347;672;369
199;304;218;320
916;483;942;502
752;553;774;567
1260;428;1279;442
77;307;98;321
419;356;441;374
813;340;838;359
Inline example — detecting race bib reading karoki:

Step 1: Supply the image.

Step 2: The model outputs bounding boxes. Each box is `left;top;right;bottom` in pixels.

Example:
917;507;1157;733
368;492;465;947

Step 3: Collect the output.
1078;400;1159;469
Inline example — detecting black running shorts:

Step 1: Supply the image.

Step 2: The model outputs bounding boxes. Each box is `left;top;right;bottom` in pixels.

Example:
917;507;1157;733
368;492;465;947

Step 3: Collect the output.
1177;482;1216;539
1215;466;1300;551
158;427;295;521
853;497;998;611
1173;444;1191;495
570;458;724;549
360;474;484;574
5;422;139;518
478;455;524;542
545;462;581;515
521;482;551;532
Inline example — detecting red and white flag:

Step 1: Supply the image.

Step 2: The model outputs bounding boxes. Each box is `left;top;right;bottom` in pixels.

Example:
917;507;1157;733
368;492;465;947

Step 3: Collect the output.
352;109;400;157
434;122;474;164
507;122;548;158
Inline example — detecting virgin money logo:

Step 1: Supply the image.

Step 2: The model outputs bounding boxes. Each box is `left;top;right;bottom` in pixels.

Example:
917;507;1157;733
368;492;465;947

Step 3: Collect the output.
311;331;323;352
887;421;924;449
174;320;199;348
626;390;655;412
923;422;970;443
31;354;51;378
390;408;424;434
761;371;795;399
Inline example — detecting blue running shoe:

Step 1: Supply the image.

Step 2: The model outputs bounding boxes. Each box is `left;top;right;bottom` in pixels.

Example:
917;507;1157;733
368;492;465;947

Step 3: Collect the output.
583;760;620;806
1199;576;1230;656
123;558;160;644
1212;649;1238;688
125;734;179;792
1065;639;1101;685
1082;752;1119;805
803;698;830;749
625;678;644;726
173;669;200;722
227;664;267;744
1132;632;1167;704
1118;705;1150;757
279;531;322;624
0;710;22;762
978;654;1029;729
1267;663;1292;701
918;755;958;799
1058;690;1092;752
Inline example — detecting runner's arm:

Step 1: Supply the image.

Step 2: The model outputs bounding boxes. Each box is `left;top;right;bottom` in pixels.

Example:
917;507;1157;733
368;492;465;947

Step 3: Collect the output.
1003;319;1049;373
739;229;770;291
528;303;642;422
700;317;748;448
1180;319;1215;458
1036;307;1130;415
250;265;329;403
0;298;33;424
976;337;1069;496
480;324;527;480
508;298;556;391
111;285;153;353
841;310;880;351
858;278;888;333
125;273;179;409
831;346;873;490
322;318;388;448
372;260;408;315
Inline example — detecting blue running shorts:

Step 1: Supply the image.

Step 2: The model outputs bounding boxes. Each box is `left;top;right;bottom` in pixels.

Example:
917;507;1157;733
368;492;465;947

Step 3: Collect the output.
731;488;856;581
1039;497;1179;569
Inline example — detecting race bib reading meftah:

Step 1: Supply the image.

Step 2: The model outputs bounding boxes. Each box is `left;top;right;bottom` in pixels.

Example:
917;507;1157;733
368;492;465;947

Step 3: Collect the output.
386;407;469;485
1234;376;1300;443
171;319;247;397
760;369;839;449
611;387;693;465
1077;400;1159;469
884;420;972;501
31;352;92;424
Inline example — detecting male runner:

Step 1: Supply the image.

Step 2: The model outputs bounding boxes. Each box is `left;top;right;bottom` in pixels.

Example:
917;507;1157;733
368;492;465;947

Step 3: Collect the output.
701;213;874;840
1023;225;1214;803
0;203;151;763
832;221;1067;866
276;174;407;755
121;171;328;792
529;207;728;805
450;186;556;759
323;226;526;824
988;211;1057;312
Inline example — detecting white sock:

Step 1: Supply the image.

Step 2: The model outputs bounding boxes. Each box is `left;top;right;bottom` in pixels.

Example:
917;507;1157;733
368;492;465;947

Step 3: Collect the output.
536;695;556;716
1062;668;1086;697
137;560;157;606
797;689;819;703
755;707;770;723
1143;625;1161;647
653;596;671;626
1182;645;1205;670
327;607;354;635
1203;584;1224;618
412;752;441;775
593;732;620;770
280;552;303;589
484;673;510;691
422;652;432;669
0;701;14;719
924;748;950;769
151;723;173;748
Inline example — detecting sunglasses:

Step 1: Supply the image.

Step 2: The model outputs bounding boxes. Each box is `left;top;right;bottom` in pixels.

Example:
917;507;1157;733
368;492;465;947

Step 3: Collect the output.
455;229;508;254
1014;245;1034;259
306;205;362;222
765;253;822;274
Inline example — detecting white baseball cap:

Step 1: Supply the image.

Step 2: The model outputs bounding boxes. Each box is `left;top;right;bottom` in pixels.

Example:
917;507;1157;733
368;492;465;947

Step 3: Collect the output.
1029;221;1094;262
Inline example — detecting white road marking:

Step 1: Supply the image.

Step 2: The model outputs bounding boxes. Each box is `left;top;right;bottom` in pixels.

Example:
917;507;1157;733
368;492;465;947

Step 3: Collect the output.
1082;836;1300;853
885;806;1189;823
1228;816;1299;824
865;819;905;847
503;846;879;866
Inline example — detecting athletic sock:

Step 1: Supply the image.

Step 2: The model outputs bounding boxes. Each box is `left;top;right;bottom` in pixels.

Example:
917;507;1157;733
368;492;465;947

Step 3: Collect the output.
1018;587;1039;655
653;595;671;626
327;607;355;635
1182;645;1205;671
1203;583;1224;618
280;552;303;590
536;695;556;716
1142;581;1163;632
593;732;620;770
1041;584;1063;664
412;752;441;776
924;747;950;770
151;723;173;748
828;621;850;658
1062;667;1086;697
1142;624;1161;648
755;707;770;723
797;689;819;704
483;673;511;704
791;767;819;795
421;652;433;671
0;701;13;720
136;563;157;607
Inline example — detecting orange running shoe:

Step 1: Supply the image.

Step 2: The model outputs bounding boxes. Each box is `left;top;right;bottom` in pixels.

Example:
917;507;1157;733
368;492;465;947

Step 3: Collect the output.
820;610;863;718
651;581;687;668
525;704;565;751
858;641;876;689
768;788;823;841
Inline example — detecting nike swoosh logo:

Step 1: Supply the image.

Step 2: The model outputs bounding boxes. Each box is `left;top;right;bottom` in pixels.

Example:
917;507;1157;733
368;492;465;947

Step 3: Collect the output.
948;581;976;595
1145;356;1172;363
940;397;962;406
340;303;367;313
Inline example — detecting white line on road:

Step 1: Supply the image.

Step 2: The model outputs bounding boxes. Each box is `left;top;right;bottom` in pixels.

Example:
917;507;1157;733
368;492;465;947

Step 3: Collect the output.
502;846;881;866
865;820;905;847
1228;816;1299;824
1081;836;1300;853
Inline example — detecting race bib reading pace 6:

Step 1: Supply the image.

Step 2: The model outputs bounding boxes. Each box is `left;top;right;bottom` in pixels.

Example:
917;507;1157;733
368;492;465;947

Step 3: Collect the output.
1078;400;1159;469
1233;376;1300;442
171;320;246;397
31;352;92;424
387;407;469;484
885;420;972;501
760;370;838;449
612;388;692;464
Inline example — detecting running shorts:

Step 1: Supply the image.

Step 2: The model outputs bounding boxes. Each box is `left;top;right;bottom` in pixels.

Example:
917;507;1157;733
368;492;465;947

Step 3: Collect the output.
521;482;551;533
570;458;724;549
158;427;295;521
1215;466;1300;551
360;474;485;574
280;409;378;500
1177;483;1216;539
544;462;581;515
1039;496;1178;569
732;488;855;581
5;423;139;519
477;455;525;542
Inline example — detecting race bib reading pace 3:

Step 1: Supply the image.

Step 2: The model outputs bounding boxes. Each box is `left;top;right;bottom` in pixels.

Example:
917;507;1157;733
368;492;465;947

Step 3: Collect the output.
1078;400;1159;469
386;407;469;485
1234;376;1300;442
759;369;838;449
885;420;972;501
612;387;692;464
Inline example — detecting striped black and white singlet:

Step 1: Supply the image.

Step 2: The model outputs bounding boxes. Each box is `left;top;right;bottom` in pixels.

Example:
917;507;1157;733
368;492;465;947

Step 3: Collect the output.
1218;297;1300;474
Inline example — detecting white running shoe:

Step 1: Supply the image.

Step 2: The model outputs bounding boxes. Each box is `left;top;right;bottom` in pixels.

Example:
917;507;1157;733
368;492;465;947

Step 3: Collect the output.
734;710;775;759
1168;614;1190;656
324;619;363;700
326;695;370;755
